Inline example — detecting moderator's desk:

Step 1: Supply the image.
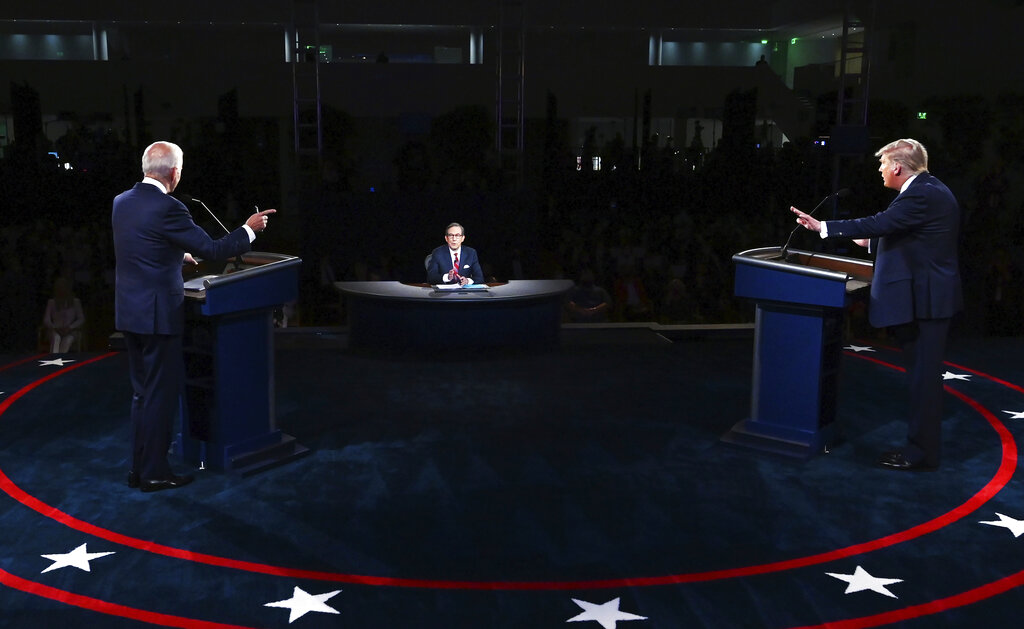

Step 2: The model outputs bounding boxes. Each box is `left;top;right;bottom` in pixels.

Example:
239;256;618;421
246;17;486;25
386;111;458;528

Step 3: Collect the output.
335;280;574;350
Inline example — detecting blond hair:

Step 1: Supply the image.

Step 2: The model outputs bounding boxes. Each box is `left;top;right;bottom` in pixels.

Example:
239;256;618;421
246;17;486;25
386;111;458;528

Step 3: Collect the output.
875;138;928;175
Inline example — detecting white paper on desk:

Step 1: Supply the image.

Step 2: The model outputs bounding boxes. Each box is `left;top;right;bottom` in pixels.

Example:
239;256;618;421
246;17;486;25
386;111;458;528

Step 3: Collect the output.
434;284;488;291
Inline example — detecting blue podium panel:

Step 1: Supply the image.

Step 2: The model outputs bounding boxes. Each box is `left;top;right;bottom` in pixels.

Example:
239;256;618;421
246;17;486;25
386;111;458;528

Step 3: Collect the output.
185;253;301;316
735;302;844;452
735;262;848;309
180;252;307;474
724;247;872;458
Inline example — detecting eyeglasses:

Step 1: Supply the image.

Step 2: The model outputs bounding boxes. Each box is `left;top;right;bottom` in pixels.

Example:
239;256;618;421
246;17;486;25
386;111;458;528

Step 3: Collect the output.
445;233;464;239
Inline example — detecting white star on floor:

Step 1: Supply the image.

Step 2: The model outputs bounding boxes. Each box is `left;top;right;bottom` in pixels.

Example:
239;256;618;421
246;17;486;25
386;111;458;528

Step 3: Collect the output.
39;357;75;367
826;565;903;598
844;345;875;353
265;586;342;623
567;597;647;629
1002;410;1024;420
942;371;971;381
980;513;1024;537
41;543;115;573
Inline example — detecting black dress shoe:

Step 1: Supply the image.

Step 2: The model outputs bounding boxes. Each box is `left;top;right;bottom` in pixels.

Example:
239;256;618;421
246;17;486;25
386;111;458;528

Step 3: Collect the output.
140;473;194;493
878;451;937;471
127;471;140;488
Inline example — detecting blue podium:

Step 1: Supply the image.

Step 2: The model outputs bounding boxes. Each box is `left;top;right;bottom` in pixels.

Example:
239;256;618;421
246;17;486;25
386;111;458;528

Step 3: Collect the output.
724;246;873;457
179;251;308;474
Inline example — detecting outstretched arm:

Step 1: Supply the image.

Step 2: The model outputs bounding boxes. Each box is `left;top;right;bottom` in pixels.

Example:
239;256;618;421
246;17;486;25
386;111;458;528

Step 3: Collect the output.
790;206;822;233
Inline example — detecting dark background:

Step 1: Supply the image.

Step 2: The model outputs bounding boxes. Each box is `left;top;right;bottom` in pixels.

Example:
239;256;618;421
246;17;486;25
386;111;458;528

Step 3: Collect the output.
2;0;1023;350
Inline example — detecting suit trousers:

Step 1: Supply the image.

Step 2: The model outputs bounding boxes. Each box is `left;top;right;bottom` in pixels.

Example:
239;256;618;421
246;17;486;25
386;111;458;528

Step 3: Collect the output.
891;318;951;466
125;332;184;480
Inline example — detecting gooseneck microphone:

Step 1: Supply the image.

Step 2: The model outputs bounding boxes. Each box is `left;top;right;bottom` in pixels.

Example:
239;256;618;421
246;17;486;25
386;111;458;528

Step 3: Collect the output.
780;188;851;259
177;193;244;270
178;193;231;235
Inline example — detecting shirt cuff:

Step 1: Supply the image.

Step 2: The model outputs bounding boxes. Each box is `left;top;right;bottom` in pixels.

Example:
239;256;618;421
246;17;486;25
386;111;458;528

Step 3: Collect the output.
819;221;829;238
243;225;256;242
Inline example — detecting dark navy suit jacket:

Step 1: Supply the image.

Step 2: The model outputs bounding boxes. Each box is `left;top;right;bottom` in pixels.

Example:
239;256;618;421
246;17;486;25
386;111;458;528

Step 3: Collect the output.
426;245;485;285
112;182;252;335
824;172;962;328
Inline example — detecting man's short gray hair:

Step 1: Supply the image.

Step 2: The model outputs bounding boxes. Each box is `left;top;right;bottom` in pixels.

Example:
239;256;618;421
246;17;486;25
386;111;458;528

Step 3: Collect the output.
141;141;183;178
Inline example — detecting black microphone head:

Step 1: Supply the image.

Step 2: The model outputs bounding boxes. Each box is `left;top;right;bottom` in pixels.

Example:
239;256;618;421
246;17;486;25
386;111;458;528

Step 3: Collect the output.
836;188;852;198
176;192;196;204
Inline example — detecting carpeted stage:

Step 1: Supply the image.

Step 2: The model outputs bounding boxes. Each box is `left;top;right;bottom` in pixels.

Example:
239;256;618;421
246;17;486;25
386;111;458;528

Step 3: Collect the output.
1;326;1024;628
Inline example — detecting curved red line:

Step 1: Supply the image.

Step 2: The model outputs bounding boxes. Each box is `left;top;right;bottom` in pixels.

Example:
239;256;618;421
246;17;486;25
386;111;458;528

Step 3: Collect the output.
786;566;1024;629
0;353;50;373
0;353;117;416
0;351;1016;593
0;566;256;629
847;352;906;372
945;360;1024;396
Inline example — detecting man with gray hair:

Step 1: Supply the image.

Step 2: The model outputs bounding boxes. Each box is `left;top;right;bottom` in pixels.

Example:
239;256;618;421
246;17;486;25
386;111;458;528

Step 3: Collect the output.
113;141;277;492
426;222;485;285
790;138;962;471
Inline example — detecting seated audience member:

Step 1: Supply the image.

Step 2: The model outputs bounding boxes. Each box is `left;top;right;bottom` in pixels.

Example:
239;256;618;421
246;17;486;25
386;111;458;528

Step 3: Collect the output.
660;277;690;323
565;269;612;323
613;264;653;321
43;277;85;353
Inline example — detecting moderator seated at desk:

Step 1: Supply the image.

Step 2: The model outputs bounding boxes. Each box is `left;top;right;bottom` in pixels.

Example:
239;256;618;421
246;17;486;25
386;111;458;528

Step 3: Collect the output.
335;280;574;350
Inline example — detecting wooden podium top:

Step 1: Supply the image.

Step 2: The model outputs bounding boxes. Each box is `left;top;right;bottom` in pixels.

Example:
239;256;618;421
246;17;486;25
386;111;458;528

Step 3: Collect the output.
182;251;301;315
183;251;300;299
735;246;873;286
733;247;873;309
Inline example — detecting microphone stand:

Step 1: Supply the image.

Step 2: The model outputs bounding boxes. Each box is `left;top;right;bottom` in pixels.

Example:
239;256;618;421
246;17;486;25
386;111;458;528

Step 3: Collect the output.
194;197;232;235
780;188;850;260
184;194;245;271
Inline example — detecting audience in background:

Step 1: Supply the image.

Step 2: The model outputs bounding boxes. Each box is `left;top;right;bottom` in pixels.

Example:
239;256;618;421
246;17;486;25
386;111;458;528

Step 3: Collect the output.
1;129;1022;350
42;276;85;353
565;269;612;323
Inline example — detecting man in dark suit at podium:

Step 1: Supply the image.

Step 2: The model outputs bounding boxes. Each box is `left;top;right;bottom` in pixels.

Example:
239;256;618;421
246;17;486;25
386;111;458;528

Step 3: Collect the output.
790;138;962;471
426;222;485;285
112;140;276;492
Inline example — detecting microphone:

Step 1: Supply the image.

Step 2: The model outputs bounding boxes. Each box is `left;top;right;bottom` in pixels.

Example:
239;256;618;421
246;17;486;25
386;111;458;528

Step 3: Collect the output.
178;193;244;270
780;188;851;259
178;193;231;235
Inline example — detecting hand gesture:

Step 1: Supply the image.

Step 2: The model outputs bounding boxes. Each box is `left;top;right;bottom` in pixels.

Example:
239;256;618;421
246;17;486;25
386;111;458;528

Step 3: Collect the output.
246;208;277;233
790;206;822;233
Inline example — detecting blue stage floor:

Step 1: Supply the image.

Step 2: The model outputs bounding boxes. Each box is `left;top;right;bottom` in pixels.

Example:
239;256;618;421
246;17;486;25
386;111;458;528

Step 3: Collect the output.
1;327;1023;628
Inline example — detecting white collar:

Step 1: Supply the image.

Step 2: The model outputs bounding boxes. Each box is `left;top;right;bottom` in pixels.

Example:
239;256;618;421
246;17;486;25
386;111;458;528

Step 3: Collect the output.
142;177;168;194
899;173;919;194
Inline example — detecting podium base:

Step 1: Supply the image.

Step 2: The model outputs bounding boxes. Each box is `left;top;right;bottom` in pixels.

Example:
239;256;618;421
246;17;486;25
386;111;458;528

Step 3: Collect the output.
228;433;311;477
178;428;311;476
721;418;838;459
